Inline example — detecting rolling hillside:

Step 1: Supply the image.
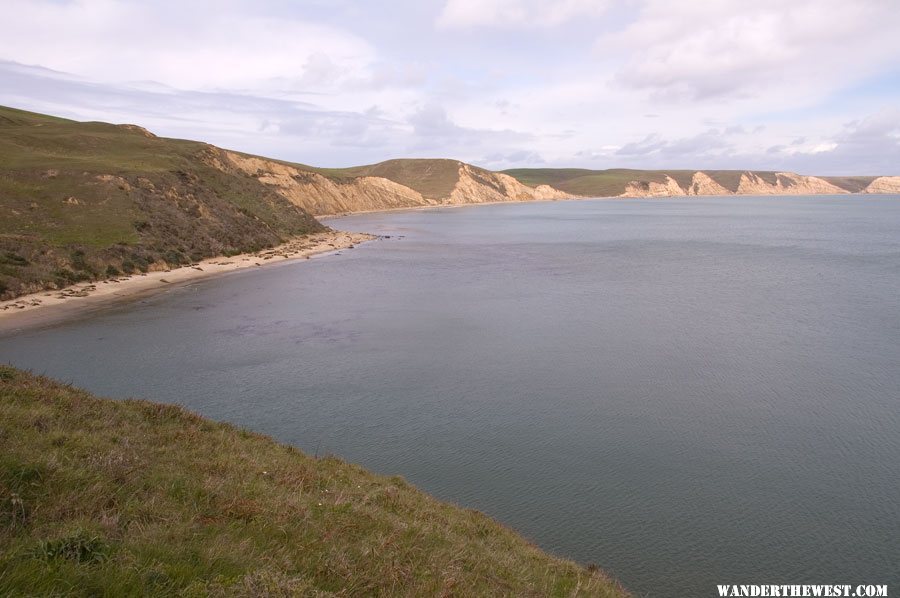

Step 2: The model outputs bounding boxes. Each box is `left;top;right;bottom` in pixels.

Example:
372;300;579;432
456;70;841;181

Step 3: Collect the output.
0;366;627;596
0;106;324;299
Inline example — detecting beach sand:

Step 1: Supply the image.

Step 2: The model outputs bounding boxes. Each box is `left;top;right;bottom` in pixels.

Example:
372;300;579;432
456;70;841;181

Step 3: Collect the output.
0;230;375;334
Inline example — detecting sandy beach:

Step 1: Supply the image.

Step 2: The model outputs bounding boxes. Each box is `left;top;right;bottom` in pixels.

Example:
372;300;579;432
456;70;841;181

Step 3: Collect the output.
0;230;374;334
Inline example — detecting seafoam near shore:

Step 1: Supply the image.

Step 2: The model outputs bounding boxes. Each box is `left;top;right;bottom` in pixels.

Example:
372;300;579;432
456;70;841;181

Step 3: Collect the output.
0;230;374;333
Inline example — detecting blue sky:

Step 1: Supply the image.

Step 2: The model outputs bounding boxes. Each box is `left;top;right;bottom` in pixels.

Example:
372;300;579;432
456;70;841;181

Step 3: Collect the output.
2;0;899;174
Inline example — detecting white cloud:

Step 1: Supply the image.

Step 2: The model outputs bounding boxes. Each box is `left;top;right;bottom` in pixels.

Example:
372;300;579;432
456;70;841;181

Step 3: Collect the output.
406;103;533;152
602;0;900;101
773;142;839;156
774;109;900;173
0;0;376;94
437;0;610;29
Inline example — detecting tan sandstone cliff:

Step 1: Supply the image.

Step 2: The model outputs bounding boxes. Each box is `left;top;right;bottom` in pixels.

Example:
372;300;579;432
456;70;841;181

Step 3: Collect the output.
209;151;571;215
621;175;685;197
685;172;731;196
619;171;899;198
735;172;847;195
447;165;571;204
863;176;900;194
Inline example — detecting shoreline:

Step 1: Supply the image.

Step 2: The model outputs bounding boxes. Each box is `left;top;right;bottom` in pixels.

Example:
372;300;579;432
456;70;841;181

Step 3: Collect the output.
316;196;577;220
0;230;375;335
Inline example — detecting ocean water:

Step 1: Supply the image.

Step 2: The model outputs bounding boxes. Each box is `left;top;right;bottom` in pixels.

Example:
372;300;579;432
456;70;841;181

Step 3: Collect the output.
3;196;899;596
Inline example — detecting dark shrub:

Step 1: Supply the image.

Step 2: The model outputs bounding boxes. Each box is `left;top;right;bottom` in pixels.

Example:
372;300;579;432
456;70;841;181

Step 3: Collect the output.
163;249;187;265
70;250;97;275
53;269;90;283
0;252;28;267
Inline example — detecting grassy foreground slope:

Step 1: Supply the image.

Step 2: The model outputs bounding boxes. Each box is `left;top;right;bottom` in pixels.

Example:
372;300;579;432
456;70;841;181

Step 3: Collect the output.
0;106;323;299
0;367;627;597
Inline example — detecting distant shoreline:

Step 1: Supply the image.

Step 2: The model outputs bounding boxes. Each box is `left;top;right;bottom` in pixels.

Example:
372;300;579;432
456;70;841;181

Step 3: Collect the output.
0;230;375;335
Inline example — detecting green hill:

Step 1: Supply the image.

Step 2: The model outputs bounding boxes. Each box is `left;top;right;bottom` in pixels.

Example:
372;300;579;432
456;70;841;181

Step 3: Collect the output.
0;366;627;596
0;105;323;299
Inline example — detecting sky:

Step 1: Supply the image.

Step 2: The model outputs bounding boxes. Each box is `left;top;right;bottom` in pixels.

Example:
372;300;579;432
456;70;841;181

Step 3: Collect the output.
2;0;899;174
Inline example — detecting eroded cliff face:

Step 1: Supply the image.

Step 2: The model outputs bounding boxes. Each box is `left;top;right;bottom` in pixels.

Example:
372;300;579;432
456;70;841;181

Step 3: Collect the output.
211;152;435;214
685;172;731;196
863;176;900;194
447;165;571;204
736;172;848;195
212;151;572;215
617;171;884;198
621;175;685;197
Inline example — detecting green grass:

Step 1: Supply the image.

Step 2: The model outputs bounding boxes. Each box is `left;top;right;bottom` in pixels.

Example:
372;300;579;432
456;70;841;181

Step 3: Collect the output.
0;105;324;299
0;366;628;597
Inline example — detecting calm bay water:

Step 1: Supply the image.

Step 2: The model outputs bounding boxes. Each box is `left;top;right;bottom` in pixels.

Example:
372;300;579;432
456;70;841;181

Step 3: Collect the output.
3;196;900;596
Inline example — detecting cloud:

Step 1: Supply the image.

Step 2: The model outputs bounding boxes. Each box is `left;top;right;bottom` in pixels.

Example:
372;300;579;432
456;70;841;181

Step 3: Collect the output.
769;109;900;173
408;104;464;139
480;149;545;169
615;134;667;157
437;0;610;29
603;0;900;101
0;0;376;94
406;103;533;150
613;129;733;164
